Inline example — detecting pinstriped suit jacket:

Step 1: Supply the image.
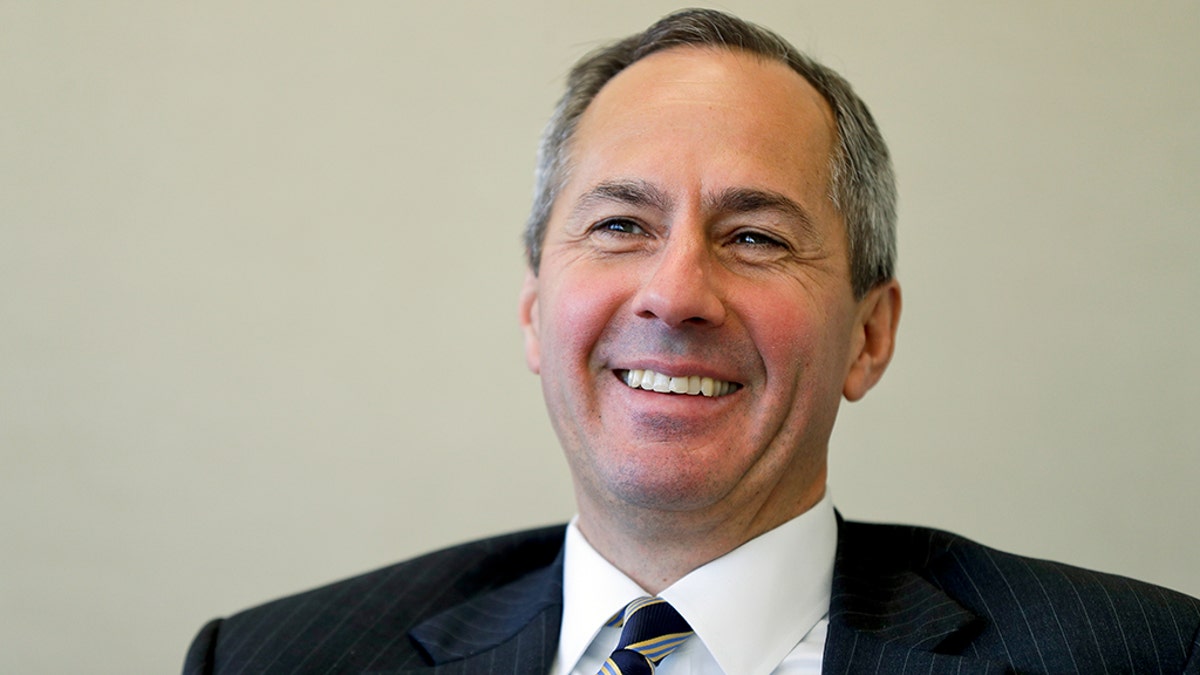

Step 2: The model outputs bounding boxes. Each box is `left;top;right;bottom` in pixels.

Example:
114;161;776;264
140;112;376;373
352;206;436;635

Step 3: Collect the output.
184;520;1200;674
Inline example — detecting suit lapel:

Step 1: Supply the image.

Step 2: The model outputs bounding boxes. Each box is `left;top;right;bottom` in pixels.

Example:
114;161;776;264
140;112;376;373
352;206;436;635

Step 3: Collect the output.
822;518;1011;674
823;570;1008;674
371;517;1019;674
383;547;563;674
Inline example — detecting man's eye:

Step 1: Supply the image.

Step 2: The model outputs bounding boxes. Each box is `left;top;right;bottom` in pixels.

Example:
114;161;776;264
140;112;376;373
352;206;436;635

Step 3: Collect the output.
732;230;787;248
593;218;647;236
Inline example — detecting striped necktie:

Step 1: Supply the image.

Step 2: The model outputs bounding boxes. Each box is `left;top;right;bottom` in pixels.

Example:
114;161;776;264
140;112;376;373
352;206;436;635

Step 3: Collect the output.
597;596;694;675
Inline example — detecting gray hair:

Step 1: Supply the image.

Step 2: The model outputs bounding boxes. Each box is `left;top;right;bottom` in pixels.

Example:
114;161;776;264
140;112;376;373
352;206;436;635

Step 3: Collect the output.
523;8;896;298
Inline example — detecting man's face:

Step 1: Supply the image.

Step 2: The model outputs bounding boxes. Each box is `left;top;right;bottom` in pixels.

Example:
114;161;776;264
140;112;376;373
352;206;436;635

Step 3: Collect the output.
520;47;897;529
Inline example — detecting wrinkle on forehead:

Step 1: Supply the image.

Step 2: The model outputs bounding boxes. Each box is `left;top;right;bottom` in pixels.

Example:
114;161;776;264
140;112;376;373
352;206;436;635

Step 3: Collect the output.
546;45;844;249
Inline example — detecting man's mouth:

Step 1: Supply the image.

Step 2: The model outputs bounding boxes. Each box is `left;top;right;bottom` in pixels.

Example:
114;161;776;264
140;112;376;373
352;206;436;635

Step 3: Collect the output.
617;369;740;397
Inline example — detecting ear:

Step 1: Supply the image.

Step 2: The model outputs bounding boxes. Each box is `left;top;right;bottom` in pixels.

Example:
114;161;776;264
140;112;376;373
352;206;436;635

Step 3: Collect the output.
518;269;541;374
843;279;901;402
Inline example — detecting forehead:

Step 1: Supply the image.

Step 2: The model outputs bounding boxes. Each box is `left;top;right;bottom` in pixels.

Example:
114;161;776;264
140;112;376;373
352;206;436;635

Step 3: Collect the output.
564;46;838;209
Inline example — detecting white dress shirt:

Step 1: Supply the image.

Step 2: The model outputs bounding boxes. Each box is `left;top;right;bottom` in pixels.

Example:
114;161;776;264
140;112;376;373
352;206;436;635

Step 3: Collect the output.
551;491;836;675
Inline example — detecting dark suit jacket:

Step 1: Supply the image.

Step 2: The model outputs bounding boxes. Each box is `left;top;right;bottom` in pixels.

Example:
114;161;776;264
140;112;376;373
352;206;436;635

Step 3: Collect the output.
184;520;1200;674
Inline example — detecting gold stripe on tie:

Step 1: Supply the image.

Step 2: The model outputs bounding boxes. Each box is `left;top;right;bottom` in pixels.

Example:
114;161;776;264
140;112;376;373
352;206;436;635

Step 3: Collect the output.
596;597;693;675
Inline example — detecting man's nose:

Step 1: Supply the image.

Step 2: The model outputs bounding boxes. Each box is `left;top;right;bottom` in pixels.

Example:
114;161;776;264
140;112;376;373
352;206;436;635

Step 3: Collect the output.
631;233;727;328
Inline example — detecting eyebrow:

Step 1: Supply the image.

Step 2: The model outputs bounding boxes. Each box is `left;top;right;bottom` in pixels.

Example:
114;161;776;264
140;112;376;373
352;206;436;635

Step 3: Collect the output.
571;179;673;218
705;187;815;231
570;180;814;231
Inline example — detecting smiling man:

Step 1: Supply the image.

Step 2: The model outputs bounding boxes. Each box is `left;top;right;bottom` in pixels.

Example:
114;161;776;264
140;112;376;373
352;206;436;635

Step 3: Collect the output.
519;42;897;601
185;9;1199;674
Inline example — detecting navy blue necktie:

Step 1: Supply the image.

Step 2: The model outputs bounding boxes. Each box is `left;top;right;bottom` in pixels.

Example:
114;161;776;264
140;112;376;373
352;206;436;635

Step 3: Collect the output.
598;597;694;675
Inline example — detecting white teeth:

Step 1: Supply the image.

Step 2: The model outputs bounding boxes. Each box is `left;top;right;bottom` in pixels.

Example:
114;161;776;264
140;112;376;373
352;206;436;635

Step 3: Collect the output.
620;369;736;398
652;372;671;392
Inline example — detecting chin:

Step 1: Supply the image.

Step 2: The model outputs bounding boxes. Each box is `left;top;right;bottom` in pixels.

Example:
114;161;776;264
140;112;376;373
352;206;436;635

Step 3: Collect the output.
606;463;729;513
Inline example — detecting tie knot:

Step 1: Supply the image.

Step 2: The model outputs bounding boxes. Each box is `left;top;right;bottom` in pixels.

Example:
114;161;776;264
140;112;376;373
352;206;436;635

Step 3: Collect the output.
598;597;693;675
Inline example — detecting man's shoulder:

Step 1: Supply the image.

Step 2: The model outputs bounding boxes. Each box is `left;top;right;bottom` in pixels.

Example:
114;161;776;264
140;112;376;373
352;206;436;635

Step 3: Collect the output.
230;523;566;624
839;518;1197;603
834;519;1200;670
184;524;566;674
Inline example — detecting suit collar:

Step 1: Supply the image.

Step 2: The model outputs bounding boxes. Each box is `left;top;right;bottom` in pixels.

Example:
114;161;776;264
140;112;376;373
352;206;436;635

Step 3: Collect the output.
822;516;1010;673
393;540;564;673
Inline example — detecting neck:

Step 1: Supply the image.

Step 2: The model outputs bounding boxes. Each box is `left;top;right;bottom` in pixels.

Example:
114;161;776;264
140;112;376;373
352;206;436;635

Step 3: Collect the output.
574;478;826;595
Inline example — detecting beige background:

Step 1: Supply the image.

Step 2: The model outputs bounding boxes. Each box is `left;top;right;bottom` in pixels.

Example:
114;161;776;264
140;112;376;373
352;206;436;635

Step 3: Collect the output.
2;2;1197;673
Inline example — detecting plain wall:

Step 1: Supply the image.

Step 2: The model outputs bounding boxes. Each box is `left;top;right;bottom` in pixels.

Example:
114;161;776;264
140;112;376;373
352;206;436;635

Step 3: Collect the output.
2;2;1196;672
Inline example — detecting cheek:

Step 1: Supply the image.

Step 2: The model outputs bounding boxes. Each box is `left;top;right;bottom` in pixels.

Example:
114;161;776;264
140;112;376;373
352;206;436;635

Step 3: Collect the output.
739;288;852;402
538;269;629;368
741;292;818;370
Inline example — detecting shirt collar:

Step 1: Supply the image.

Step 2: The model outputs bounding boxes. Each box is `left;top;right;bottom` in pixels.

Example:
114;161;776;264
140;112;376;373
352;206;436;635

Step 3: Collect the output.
555;491;837;675
555;516;646;675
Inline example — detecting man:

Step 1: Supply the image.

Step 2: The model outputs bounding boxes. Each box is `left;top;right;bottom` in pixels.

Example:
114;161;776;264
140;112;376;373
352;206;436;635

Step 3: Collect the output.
185;9;1199;674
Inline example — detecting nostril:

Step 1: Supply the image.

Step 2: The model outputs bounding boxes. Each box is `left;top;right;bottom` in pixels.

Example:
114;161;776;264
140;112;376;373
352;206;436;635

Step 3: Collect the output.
632;286;726;328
